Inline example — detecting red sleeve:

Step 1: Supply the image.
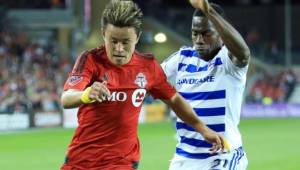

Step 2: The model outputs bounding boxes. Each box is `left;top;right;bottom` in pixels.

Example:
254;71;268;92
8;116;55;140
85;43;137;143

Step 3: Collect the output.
63;51;95;91
149;59;176;100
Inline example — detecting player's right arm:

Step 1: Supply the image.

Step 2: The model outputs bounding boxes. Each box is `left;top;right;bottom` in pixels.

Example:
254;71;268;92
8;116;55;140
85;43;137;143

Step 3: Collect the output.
61;89;84;108
189;0;250;67
61;82;110;108
61;51;110;108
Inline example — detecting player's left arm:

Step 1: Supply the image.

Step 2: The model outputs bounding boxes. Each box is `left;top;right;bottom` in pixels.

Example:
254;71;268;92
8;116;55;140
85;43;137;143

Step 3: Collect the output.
190;0;251;67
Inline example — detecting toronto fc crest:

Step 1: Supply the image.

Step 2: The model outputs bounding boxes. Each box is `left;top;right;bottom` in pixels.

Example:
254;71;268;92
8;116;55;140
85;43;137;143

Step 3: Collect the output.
134;72;147;88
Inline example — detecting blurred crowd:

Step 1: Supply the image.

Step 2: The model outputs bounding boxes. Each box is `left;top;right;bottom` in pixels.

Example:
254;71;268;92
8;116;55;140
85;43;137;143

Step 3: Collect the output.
136;0;300;65
0;0;66;9
247;69;298;103
137;0;300;104
0;31;72;114
1;0;300;115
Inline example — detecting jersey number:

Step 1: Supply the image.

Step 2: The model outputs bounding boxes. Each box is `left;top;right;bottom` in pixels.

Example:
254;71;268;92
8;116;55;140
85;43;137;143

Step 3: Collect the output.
211;159;228;169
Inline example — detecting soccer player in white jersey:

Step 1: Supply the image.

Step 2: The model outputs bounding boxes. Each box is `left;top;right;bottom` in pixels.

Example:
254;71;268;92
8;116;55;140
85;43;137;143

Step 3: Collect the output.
161;0;251;170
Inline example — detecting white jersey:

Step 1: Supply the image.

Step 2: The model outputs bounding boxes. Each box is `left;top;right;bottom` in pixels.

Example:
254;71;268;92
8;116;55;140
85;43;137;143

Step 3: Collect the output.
161;46;248;160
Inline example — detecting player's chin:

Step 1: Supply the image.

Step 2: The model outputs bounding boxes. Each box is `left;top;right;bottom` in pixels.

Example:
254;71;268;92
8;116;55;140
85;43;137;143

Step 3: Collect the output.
196;49;208;56
113;57;127;65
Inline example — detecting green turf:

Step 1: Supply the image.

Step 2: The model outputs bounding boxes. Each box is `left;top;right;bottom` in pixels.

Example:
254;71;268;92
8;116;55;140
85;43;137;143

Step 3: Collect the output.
0;118;300;170
240;118;300;170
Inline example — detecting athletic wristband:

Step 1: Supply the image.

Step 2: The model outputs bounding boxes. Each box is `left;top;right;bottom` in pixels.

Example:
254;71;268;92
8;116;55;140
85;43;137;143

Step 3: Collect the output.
80;87;96;104
223;138;231;152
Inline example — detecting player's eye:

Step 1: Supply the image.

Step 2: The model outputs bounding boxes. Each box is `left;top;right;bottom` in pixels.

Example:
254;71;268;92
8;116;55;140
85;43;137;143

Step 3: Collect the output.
192;32;198;36
203;31;213;36
122;41;129;45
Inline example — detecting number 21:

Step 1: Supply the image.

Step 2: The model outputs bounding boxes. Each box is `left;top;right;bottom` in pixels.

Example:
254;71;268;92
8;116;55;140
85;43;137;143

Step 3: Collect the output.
211;159;229;169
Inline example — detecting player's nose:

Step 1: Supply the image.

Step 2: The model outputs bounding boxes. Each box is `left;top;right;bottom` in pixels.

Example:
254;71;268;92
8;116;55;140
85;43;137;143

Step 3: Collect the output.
115;42;125;52
195;34;205;44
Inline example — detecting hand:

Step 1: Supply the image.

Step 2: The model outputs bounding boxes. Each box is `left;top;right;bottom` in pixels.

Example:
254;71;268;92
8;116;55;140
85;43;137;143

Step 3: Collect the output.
201;127;224;153
89;81;110;102
189;0;210;14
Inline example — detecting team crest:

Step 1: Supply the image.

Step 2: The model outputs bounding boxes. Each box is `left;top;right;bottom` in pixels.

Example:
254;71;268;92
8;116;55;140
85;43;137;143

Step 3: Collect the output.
134;73;147;88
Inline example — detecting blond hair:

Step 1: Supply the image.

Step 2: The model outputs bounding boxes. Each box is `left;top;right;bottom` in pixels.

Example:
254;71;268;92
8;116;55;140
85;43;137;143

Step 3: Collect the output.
101;0;143;35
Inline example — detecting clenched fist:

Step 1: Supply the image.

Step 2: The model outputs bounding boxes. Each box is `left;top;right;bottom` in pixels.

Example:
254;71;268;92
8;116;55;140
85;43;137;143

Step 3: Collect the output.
89;81;111;102
189;0;211;14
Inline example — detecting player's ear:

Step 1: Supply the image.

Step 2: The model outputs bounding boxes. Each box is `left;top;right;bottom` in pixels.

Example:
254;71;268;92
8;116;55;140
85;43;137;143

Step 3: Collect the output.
135;31;142;44
218;35;223;46
101;28;106;40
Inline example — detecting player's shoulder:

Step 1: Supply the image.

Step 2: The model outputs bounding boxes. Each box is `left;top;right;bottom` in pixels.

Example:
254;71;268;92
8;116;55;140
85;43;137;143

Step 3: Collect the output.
168;46;195;60
162;46;193;64
88;46;106;60
171;46;194;56
76;46;105;61
213;45;231;65
135;50;155;59
217;45;229;57
180;46;194;51
72;46;106;74
134;50;157;63
179;46;198;58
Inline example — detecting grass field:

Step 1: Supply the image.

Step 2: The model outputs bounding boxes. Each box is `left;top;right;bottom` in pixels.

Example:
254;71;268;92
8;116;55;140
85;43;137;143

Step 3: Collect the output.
0;118;300;170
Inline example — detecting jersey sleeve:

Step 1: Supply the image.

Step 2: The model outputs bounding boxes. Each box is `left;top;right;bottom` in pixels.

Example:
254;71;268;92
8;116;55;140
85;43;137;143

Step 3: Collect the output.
220;46;248;80
160;51;180;86
149;59;176;100
63;51;96;91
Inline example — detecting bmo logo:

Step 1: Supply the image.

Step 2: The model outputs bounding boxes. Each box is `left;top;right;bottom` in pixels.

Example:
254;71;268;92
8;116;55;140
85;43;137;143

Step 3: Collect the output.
106;89;146;106
107;91;127;101
132;89;146;107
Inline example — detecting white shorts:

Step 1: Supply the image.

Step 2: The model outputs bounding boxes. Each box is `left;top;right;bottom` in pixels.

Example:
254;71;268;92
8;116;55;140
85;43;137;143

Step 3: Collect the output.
169;147;248;170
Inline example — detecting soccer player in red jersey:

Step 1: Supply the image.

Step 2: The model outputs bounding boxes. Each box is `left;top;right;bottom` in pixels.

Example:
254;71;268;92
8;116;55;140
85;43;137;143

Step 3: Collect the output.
60;0;225;170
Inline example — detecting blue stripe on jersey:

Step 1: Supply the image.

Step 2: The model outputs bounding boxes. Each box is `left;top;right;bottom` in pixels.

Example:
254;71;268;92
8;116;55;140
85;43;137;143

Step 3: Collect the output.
232;149;241;170
179;90;225;100
178;50;223;72
185;64;208;72
237;149;245;163
176;147;217;159
229;147;244;170
178;63;187;71
178;63;208;72
229;153;237;170
186;64;198;72
233;147;245;170
194;107;225;116
198;65;208;71
180;136;212;148
180;49;198;58
176;122;225;132
215;57;223;66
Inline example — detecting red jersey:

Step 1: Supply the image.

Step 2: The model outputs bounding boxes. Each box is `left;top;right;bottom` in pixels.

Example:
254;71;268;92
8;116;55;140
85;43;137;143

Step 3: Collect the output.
61;46;176;170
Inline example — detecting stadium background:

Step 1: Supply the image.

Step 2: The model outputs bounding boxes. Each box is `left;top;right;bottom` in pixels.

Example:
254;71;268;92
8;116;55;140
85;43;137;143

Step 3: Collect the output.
0;0;300;169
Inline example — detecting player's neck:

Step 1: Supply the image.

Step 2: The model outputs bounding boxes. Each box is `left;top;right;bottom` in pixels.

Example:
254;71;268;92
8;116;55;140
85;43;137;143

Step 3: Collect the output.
201;47;221;61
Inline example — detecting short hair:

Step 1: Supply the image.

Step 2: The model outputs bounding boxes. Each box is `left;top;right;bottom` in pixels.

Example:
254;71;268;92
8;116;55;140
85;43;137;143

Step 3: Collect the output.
193;3;225;18
101;0;143;35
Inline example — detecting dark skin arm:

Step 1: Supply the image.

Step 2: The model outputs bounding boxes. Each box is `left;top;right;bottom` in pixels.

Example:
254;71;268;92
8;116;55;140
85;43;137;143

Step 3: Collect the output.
190;0;251;67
